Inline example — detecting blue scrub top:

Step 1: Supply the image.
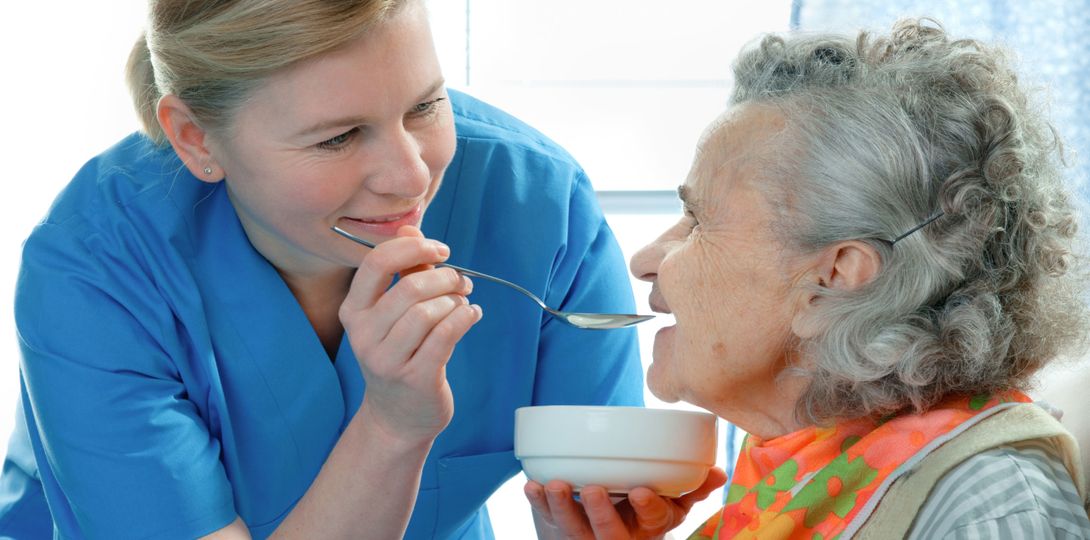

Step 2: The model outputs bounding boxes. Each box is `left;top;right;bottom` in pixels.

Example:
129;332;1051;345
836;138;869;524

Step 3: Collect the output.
0;90;644;539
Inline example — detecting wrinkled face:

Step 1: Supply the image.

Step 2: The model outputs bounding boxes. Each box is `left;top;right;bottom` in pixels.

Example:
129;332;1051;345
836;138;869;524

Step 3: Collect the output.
629;105;806;415
207;2;456;278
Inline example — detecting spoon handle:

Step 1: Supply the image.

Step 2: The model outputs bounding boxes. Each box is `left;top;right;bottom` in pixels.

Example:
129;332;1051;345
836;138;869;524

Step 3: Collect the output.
330;226;654;329
330;226;549;310
437;264;550;311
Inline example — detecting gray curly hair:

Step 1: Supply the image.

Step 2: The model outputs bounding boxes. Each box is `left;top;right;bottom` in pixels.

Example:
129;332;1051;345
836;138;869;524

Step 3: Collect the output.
730;19;1089;423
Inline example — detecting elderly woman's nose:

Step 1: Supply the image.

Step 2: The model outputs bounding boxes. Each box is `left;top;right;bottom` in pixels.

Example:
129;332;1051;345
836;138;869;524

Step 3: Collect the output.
629;240;664;282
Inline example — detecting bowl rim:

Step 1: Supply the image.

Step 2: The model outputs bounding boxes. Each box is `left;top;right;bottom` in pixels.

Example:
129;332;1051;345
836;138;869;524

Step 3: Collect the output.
515;405;718;422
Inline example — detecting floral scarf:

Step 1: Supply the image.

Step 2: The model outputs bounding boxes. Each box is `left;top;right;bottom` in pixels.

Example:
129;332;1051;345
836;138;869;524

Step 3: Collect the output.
688;390;1032;540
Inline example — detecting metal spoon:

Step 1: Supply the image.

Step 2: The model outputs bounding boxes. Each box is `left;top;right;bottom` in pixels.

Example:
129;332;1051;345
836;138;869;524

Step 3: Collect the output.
331;226;655;330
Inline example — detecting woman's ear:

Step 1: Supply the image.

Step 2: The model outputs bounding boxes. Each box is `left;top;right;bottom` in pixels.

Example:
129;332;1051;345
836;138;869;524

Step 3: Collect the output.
791;241;881;339
157;95;224;183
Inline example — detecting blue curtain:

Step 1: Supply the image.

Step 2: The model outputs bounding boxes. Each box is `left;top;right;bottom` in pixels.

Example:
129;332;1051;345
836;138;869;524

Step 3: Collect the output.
792;0;1090;198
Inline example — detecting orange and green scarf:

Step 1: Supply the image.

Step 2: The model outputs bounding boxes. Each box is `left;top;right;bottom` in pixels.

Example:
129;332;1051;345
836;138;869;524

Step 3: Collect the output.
688;390;1032;540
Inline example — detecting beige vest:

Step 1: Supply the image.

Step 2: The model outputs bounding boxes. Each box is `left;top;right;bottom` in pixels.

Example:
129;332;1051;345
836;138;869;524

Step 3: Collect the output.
854;403;1088;538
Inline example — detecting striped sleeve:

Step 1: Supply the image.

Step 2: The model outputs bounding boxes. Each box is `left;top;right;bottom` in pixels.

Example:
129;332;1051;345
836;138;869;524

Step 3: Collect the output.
906;439;1090;539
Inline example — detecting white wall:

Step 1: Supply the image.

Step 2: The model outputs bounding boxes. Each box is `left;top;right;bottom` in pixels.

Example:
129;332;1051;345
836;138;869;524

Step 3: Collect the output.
0;2;150;454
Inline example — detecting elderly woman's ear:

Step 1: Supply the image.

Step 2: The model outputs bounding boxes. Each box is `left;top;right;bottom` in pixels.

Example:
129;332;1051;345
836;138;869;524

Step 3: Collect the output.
791;240;881;339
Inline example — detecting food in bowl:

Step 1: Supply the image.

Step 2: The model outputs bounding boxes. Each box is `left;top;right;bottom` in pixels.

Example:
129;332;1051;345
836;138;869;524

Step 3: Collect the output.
514;405;718;497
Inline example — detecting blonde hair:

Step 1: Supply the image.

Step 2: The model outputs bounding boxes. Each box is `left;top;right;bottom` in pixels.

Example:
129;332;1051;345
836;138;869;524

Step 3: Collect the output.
126;0;408;145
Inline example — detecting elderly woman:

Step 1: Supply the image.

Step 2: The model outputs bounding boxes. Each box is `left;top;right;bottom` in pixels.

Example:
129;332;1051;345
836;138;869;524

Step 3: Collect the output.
527;19;1090;539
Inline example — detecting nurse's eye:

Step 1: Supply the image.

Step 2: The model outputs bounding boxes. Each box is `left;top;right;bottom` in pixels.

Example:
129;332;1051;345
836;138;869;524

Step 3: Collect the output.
409;97;447;118
316;128;359;152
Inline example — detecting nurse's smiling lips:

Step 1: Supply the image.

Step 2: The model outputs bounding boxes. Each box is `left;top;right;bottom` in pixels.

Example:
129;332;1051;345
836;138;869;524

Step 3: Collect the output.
339;204;424;238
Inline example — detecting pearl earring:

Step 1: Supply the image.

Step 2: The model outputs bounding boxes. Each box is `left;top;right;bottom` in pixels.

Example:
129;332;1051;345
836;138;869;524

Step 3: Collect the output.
202;166;213;176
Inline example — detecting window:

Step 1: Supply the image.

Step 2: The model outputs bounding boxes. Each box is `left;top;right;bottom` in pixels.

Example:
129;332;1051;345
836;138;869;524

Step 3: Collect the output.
435;1;792;193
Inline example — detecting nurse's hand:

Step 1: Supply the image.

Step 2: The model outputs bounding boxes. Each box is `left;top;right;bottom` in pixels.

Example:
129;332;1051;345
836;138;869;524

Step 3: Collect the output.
340;225;481;445
525;467;727;540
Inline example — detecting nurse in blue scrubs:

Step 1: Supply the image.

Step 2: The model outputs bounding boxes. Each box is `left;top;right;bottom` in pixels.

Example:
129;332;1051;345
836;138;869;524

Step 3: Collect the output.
0;1;647;538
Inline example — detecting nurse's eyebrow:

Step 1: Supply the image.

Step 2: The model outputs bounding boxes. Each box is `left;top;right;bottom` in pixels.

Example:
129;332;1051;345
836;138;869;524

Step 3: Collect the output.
292;78;447;140
413;78;447;105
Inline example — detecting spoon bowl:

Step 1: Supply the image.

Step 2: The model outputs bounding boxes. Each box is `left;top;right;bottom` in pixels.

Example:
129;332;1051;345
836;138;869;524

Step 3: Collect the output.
331;226;655;330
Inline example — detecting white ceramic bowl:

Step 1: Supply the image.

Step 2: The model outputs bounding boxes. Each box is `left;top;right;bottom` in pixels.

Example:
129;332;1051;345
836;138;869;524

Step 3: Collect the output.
514;406;718;497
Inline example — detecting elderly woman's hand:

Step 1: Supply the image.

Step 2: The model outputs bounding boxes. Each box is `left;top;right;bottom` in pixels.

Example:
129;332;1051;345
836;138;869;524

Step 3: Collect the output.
525;468;727;539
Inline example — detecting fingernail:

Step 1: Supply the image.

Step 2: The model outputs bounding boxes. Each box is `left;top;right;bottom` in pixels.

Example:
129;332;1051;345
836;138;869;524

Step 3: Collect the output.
462;275;474;292
471;304;483;319
430;240;449;257
584;489;607;505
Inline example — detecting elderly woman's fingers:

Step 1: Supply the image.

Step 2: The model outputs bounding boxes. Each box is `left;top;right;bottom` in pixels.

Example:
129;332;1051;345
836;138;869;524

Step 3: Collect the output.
625;469;728;537
625;488;673;534
543;481;596;539
524;481;555;526
578;486;634;540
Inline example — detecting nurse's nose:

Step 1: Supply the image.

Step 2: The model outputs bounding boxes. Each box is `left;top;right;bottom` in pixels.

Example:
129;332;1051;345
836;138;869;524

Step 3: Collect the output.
365;126;432;199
